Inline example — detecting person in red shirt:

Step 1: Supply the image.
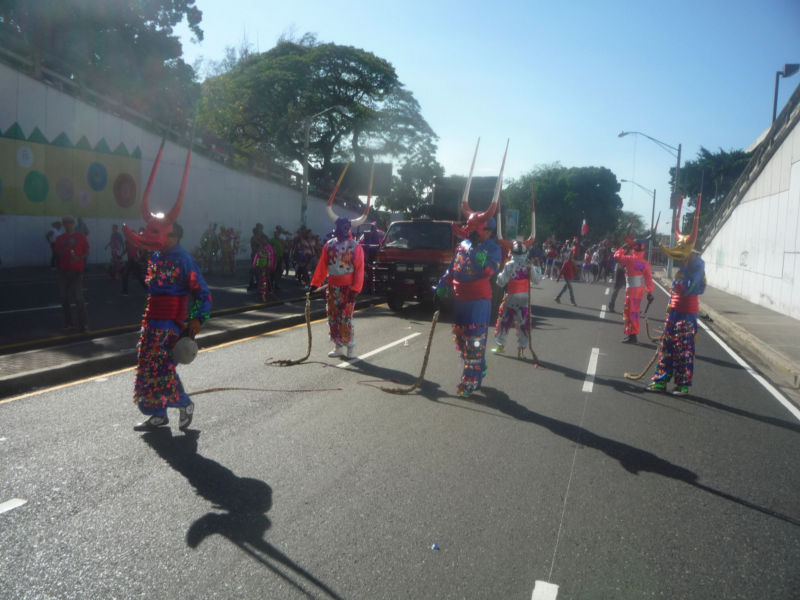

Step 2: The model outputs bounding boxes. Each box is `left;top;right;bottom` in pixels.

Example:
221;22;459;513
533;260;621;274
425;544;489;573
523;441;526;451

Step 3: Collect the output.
554;251;577;305
613;240;654;344
53;215;90;332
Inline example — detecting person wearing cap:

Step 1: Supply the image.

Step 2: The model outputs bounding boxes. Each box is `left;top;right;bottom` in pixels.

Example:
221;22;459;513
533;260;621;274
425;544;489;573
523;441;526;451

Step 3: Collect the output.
613;238;654;344
646;196;706;396
436;217;501;397
53;215;90;332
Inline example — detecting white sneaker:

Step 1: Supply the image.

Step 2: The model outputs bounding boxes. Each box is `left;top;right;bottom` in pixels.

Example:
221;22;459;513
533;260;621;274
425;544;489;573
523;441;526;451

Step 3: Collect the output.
346;345;356;359
328;345;343;358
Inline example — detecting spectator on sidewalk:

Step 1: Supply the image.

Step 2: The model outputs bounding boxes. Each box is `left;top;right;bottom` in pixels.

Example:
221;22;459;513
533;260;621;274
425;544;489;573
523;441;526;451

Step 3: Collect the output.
105;224;125;280
46;221;62;269
270;226;285;291
54;215;90;332
121;228;149;295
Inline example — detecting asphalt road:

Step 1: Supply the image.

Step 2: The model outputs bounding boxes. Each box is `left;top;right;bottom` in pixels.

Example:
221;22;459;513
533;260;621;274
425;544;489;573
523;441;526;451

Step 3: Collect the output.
2;278;799;599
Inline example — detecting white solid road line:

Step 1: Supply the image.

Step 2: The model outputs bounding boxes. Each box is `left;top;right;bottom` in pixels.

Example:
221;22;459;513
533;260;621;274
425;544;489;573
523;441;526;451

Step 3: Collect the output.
0;498;27;514
599;304;607;319
582;347;600;393
532;580;559;600
335;332;422;368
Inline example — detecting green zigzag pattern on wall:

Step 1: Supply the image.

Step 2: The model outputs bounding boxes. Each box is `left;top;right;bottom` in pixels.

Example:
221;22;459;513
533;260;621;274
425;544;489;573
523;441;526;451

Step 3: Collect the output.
0;122;141;157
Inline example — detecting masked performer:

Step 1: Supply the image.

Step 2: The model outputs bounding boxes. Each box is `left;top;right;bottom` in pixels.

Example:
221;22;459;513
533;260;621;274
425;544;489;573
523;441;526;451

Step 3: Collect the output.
436;140;506;397
613;238;654;344
492;241;533;357
647;196;706;396
123;140;212;431
311;163;371;359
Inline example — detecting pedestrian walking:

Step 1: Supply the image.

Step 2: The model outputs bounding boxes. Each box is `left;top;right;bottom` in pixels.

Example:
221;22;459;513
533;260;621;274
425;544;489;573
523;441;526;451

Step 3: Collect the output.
46;221;62;269
53;215;90;332
607;256;625;312
105;224;125;280
252;237;275;302
554;254;578;305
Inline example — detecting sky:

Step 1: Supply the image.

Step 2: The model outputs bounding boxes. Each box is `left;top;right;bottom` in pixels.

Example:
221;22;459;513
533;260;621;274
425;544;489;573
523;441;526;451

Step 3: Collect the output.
175;0;800;233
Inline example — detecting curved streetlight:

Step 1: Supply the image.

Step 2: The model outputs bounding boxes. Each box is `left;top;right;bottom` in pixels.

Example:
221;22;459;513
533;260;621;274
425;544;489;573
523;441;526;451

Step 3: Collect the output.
301;105;348;227
618;130;682;277
620;178;656;263
773;64;800;123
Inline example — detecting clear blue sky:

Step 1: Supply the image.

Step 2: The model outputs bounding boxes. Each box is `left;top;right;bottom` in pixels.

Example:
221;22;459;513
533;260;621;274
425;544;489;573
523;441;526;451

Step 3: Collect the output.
176;0;800;233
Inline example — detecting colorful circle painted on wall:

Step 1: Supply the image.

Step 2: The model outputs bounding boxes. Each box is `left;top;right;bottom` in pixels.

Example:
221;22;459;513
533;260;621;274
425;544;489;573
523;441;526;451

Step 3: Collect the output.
56;178;74;202
113;173;137;208
87;162;108;191
23;171;49;203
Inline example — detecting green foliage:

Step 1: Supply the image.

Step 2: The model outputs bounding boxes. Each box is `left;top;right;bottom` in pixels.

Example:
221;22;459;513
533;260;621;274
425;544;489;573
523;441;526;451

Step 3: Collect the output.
502;164;623;243
0;0;203;128
674;146;751;237
196;37;439;193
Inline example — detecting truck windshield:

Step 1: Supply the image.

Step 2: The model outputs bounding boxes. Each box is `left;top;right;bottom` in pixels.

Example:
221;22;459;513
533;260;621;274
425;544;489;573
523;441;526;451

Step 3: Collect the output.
381;222;452;250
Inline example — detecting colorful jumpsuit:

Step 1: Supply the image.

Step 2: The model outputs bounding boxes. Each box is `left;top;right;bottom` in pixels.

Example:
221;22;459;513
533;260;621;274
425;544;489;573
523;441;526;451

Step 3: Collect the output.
252;243;275;302
438;237;501;395
493;254;532;352
134;244;212;417
613;247;654;336
652;256;706;387
311;236;365;349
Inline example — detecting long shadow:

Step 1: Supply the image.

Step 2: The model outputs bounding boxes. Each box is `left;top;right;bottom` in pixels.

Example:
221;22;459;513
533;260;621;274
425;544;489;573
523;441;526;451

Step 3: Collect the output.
141;429;345;599
468;386;800;527
673;394;800;434
334;357;449;403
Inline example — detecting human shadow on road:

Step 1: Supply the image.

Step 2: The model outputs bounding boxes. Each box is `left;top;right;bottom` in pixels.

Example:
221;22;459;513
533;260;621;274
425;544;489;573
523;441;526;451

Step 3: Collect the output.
469;386;800;527
672;393;800;434
332;357;449;403
141;429;344;599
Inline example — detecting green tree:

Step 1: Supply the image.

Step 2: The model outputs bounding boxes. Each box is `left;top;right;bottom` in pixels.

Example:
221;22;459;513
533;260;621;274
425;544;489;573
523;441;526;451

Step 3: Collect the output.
0;0;203;128
196;37;439;187
502;164;623;242
671;146;751;236
377;138;444;214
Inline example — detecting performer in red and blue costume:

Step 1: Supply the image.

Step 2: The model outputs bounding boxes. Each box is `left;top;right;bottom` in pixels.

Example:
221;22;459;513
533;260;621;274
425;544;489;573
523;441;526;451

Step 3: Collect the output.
123;139;212;431
647;195;706;396
613;238;654;344
436;139;506;397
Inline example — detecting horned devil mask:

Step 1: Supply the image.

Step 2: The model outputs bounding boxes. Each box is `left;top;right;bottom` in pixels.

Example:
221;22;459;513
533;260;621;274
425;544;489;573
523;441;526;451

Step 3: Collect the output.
660;194;702;262
123;138;192;251
327;161;372;238
452;139;509;239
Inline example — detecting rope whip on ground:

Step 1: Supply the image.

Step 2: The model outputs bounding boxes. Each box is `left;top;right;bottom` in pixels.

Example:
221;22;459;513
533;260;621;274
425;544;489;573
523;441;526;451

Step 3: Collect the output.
624;297;662;380
379;309;440;394
526;273;540;364
268;292;314;366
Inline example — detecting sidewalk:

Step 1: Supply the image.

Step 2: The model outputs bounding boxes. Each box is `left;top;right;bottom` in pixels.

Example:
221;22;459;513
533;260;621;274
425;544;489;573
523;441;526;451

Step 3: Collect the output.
652;268;800;408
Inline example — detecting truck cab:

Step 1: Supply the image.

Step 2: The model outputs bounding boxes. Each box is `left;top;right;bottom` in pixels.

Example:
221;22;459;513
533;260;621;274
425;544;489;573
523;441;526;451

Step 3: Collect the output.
372;219;456;311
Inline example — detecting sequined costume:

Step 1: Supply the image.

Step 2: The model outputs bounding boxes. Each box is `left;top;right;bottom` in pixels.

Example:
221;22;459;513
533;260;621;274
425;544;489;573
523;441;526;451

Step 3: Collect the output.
493;252;532;352
613;246;654;337
252;242;275;302
134;244;211;415
438;236;501;395
651;255;705;388
311;235;365;349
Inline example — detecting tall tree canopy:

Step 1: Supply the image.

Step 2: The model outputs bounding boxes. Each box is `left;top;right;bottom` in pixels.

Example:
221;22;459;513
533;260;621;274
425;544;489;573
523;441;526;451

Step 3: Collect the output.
0;0;203;127
196;37;440;187
502;165;624;243
672;146;751;237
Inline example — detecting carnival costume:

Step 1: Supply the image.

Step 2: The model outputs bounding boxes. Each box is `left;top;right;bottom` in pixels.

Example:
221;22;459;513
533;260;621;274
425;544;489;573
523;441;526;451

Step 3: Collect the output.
648;196;706;396
310;163;371;359
493;242;536;356
252;240;275;302
436;139;507;396
613;241;654;343
122;139;212;431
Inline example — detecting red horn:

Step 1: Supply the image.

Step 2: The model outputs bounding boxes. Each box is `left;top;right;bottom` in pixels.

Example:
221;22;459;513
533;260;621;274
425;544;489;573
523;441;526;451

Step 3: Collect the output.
473;138;508;222
326;163;351;222
687;194;702;245
674;195;685;239
166;146;192;224
141;138;166;219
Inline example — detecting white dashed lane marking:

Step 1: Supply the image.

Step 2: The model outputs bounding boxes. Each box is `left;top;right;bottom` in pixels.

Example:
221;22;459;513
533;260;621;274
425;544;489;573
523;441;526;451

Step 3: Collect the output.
0;498;27;514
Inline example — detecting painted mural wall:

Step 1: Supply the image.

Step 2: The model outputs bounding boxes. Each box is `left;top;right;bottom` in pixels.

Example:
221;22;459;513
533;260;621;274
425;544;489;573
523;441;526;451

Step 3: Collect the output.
703;120;800;320
0;61;358;267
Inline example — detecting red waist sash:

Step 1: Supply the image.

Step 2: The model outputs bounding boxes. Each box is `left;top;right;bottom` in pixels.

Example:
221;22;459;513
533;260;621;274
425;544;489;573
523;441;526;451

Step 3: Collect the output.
329;273;354;287
454;278;491;300
146;295;188;320
508;279;528;294
670;294;699;313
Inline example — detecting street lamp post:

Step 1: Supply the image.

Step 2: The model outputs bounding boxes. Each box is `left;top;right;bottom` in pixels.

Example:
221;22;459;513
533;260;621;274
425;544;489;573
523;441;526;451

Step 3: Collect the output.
620;178;656;263
773;63;800;123
301;105;347;228
618;130;681;277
